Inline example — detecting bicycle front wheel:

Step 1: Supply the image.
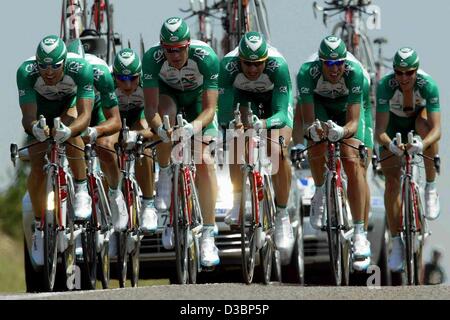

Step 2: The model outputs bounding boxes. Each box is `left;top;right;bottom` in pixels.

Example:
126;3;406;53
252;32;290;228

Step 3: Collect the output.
241;167;257;284
129;181;141;288
188;170;202;284
403;177;415;285
174;166;189;284
43;167;59;292
325;175;343;286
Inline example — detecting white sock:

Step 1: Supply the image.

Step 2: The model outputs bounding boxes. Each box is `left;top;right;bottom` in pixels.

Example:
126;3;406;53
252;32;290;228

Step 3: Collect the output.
75;180;88;193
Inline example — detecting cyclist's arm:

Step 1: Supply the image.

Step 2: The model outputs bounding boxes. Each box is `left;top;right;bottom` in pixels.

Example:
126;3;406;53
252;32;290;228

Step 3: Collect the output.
293;100;304;144
267;60;291;129
345;102;361;137
421;77;441;149
71;62;94;135
20;103;39;135
143;87;163;132
136;117;155;140
297;62;316;136
375;76;393;147
94;69;121;137
95;106;121;137
195;89;218;132
375;111;391;147
142;48;164;132
17;61;39;134
218;58;236;128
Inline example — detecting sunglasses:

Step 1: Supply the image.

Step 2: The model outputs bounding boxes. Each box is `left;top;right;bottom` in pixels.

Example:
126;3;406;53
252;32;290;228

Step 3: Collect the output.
116;74;139;82
394;69;416;76
242;60;265;67
38;61;64;70
163;45;189;53
321;59;345;67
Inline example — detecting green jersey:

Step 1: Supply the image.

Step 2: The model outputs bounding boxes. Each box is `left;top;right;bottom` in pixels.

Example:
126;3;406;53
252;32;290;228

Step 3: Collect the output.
297;53;364;108
376;69;440;117
218;46;293;129
142;40;219;92
17;52;94;105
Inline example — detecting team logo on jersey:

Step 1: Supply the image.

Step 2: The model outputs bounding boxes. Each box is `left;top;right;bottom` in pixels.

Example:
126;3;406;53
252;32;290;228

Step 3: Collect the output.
19;89;26;97
93;68;104;81
301;87;310;94
352;86;361;94
218;88;225;94
194;48;209;60
154;49;165;63
210;74;219;80
25;62;38;74
416;77;427;88
83;84;93;91
109;92;117;100
430;97;438;104
68;61;84;73
144;74;153;80
378;98;387;105
310;65;320;78
266;60;279;72
279;86;288;93
225;61;239;74
388;78;398;88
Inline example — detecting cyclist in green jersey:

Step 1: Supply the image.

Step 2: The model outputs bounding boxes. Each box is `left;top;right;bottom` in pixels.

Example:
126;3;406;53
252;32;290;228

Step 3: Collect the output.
218;31;295;263
113;48;158;233
142;17;220;267
296;36;371;271
17;35;94;264
375;47;441;271
66;39;130;233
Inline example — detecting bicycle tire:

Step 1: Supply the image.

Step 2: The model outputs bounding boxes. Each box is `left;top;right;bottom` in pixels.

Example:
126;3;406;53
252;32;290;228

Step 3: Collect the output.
129;180;141;288
188;170;202;284
340;183;351;286
241;167;257;284
43;167;59;292
117;231;127;288
294;210;305;285
403;176;415;285
96;179;111;289
413;183;424;285
80;219;97;290
173;165;189;284
61;180;76;291
325;174;343;286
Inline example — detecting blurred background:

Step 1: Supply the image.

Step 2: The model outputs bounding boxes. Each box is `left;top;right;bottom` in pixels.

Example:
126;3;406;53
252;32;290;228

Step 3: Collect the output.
0;0;448;291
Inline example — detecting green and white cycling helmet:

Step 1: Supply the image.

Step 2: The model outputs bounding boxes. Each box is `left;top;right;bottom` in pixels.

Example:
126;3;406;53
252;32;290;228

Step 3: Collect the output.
393;47;419;70
239;31;268;62
36;35;67;65
318;35;347;61
160;17;190;47
113;48;141;76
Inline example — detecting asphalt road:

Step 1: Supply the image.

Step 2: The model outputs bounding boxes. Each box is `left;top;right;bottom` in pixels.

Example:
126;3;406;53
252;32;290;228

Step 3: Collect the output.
2;283;450;300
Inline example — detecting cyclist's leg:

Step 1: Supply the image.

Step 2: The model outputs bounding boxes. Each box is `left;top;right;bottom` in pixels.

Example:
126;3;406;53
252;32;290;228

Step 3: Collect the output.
27;138;49;219
362;85;374;231
130;109;154;199
155;91;177;211
415;108;440;219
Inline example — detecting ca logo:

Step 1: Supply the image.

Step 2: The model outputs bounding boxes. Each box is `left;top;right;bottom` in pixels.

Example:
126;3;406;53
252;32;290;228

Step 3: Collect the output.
248;35;261;43
44;38;57;45
168;17;181;24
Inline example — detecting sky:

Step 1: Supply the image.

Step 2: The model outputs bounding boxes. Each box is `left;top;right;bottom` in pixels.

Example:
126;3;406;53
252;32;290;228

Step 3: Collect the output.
1;0;449;281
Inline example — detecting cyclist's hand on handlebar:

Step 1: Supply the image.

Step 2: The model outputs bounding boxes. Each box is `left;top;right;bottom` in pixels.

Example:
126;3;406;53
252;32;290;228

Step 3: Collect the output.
407;138;423;155
306;123;322;142
388;139;404;156
251;115;264;132
82;127;98;144
327;120;345;142
157;124;171;143
32;121;49;142
124;130;138;150
181;119;194;139
54;121;72;143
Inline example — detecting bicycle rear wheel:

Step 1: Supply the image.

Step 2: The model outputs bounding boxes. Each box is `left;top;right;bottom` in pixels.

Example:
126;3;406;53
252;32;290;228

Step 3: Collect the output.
81;219;97;290
117;231;127;288
96;181;111;289
325;175;343;286
340;184;351;286
174;166;189;284
61;184;76;291
241;167;257;284
43;167;59;292
129;182;141;288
